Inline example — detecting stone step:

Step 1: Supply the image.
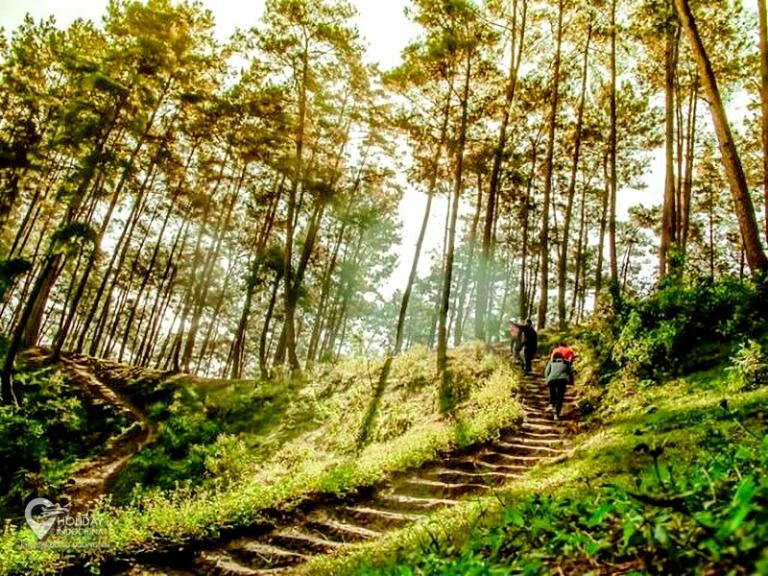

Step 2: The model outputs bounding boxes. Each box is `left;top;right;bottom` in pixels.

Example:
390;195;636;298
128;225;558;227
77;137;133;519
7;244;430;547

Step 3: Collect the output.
498;435;565;447
521;401;574;411
521;402;565;411
229;540;310;568
444;455;527;473
516;429;564;439
440;457;488;472
521;389;575;396
378;491;460;510
122;565;197;576
519;392;550;399
490;452;553;465
520;419;567;435
340;505;424;530
471;459;529;473
524;418;568;429
303;515;380;543
428;467;522;485
495;441;563;455
521;422;563;433
398;476;489;499
480;450;543;465
196;551;260;576
520;400;553;408
521;411;553;419
268;528;343;555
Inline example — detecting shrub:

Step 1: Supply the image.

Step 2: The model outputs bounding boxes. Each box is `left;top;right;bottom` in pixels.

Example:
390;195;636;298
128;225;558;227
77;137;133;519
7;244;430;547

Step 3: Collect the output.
728;340;768;391
587;275;766;381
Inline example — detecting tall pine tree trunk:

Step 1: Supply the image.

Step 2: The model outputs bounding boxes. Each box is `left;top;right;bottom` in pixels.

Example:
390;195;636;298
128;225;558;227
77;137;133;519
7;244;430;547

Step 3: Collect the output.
537;0;564;329
608;0;620;284
673;0;768;272
681;78;698;252
437;51;472;382
557;23;591;328
759;0;768;244
454;172;483;345
660;23;679;278
281;44;310;374
595;151;610;297
476;0;527;339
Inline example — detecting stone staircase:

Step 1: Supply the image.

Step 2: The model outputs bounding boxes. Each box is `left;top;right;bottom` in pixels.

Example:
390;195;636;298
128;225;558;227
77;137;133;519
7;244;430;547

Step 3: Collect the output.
114;361;575;576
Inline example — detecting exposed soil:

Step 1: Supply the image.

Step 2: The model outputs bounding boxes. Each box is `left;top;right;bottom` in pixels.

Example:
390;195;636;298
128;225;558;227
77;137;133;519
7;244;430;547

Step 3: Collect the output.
21;349;157;513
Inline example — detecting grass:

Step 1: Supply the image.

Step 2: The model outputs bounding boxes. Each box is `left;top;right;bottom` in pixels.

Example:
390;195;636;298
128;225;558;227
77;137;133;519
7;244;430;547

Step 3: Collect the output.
0;365;131;516
0;342;524;575
306;355;768;575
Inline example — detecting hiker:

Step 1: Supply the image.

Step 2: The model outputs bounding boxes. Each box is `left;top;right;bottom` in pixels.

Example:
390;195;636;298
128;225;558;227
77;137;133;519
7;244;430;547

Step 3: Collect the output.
544;350;571;420
551;341;576;385
551;341;575;364
520;318;537;374
508;320;524;365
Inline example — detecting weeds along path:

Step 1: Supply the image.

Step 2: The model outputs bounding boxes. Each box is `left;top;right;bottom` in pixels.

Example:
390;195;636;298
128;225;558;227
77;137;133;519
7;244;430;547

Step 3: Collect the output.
24;350;158;512
107;358;576;576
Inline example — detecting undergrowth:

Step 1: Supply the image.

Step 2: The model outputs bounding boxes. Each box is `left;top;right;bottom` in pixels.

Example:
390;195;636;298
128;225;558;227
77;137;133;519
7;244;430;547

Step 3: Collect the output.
0;342;523;575
0;365;130;517
306;274;768;575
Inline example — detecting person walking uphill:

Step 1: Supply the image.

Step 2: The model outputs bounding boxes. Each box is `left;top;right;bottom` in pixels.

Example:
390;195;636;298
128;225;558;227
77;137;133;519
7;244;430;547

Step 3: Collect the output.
508;320;523;359
551;341;575;364
545;351;571;420
520;318;537;375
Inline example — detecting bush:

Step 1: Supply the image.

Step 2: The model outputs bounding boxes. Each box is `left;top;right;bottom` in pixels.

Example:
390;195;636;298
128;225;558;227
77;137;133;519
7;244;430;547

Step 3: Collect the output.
728;340;768;391
0;367;129;515
588;275;766;380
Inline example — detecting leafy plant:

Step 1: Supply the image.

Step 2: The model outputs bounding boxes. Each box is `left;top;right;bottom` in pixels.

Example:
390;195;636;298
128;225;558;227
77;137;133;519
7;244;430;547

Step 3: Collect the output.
586;275;766;381
728;340;768;390
0;367;129;515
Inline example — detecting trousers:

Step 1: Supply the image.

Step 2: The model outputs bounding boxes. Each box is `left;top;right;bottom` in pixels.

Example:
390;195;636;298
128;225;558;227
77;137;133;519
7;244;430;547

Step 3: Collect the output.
548;379;568;416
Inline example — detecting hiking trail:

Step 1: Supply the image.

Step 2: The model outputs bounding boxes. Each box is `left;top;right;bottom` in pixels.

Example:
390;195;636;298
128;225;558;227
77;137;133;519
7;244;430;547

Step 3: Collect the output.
104;357;576;576
22;349;157;512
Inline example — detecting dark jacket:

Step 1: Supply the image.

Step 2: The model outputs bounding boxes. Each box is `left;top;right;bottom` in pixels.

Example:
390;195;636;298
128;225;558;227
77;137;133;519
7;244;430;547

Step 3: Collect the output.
521;324;537;354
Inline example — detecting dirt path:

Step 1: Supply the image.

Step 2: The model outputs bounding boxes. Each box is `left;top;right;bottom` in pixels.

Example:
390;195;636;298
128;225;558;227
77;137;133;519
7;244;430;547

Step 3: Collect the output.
22;350;159;512
108;359;576;576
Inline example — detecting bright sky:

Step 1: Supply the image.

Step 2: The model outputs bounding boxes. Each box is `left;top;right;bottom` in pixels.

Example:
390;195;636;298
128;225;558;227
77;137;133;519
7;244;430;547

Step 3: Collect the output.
0;0;418;69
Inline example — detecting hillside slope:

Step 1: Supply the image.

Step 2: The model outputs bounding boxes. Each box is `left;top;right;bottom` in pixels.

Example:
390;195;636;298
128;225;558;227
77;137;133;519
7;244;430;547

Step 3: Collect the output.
313;276;768;575
0;344;524;575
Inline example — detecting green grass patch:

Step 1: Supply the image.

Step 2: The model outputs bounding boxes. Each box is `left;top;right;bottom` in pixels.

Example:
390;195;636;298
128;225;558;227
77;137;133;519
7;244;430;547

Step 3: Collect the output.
310;359;768;575
0;343;523;575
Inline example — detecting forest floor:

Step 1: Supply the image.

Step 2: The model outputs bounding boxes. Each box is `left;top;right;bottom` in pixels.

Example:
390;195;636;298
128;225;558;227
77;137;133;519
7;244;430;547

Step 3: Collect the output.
0;343;525;575
89;358;574;575
9;341;766;575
